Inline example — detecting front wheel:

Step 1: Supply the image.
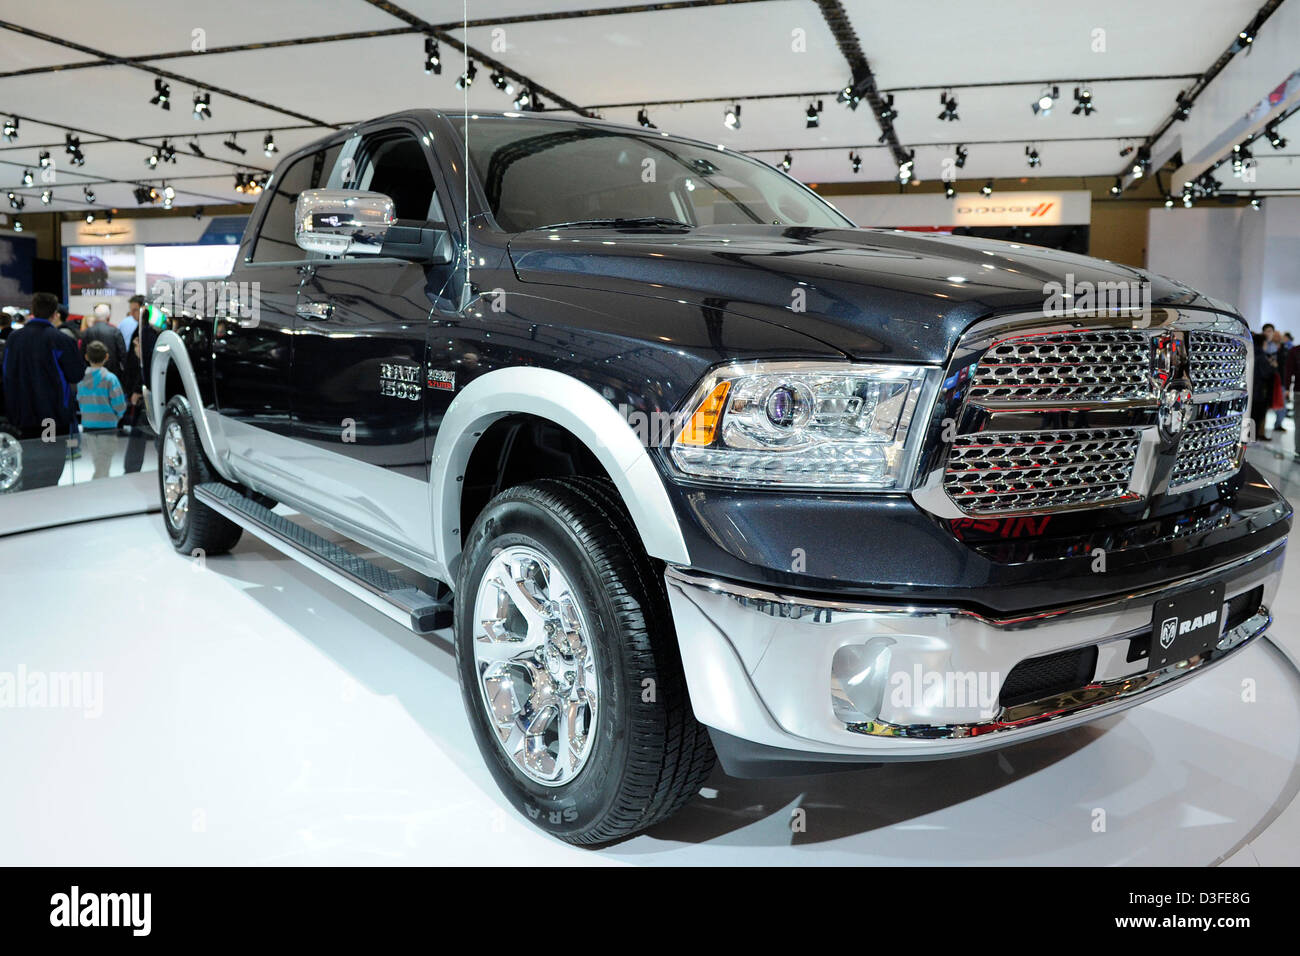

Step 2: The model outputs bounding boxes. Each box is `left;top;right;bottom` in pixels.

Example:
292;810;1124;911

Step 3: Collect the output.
454;477;714;845
158;396;242;556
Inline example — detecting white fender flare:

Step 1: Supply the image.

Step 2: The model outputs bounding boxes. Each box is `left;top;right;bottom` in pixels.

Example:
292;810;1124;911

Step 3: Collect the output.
430;367;691;584
149;330;235;482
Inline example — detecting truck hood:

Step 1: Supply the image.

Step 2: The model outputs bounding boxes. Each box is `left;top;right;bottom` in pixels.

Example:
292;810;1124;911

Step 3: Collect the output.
508;225;1223;363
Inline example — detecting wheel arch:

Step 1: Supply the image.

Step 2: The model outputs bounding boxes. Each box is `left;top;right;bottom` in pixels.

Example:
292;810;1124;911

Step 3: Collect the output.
150;330;234;482
430;367;691;585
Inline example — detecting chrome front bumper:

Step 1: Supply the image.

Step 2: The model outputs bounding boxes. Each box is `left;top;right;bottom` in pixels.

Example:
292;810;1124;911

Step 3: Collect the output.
666;538;1285;762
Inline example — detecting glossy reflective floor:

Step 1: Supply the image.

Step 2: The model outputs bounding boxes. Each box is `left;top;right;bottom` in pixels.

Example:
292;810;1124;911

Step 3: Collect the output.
1;452;1298;865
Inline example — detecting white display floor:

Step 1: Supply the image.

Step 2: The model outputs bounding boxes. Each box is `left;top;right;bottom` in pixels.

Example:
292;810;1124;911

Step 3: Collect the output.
2;454;1299;865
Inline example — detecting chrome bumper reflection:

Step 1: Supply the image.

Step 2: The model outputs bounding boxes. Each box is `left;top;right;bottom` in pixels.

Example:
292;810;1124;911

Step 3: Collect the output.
665;538;1285;759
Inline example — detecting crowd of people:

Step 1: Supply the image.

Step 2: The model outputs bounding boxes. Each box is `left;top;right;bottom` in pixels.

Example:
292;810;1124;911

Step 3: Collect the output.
0;292;164;490
1252;323;1298;456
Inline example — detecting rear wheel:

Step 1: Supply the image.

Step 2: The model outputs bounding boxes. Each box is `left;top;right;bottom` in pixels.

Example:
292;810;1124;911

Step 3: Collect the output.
454;477;714;845
0;421;20;493
158;396;242;556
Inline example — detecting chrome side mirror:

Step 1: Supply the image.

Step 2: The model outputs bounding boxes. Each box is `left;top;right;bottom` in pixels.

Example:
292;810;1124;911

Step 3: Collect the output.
294;189;395;256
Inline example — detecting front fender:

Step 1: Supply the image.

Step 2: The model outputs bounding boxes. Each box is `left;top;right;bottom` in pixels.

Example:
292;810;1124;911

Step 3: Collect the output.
429;367;691;585
149;330;234;482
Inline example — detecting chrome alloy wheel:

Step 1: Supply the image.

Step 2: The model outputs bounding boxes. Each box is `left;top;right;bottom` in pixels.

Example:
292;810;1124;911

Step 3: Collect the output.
161;421;189;531
0;431;20;492
471;545;599;787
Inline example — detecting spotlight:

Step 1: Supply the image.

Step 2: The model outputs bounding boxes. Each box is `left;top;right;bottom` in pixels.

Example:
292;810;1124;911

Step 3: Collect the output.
1173;92;1192;121
150;78;171;110
424;36;441;75
64;133;85;166
805;100;823;128
133;185;153;205
723;103;741;130
3;117;17;141
944;182;956;199
1032;85;1059;116
513;87;533;110
954;144;968;168
187;138;206;158
1025;145;1041;168
1231;143;1252;177
1265;122;1287;150
897;150;915;184
7;192;24;211
848;150;861;174
937;91;959;122
193;206;205;219
12;219;20;232
1072;86;1095;116
160;139;176;163
146;148;160;168
1164;195;1174;208
1130;145;1151;178
1250;194;1262;210
38;151;51;168
1183;191;1194;208
162;183;175;201
85;212;94;223
836;82;862;110
223;134;246;155
263;132;277;157
780;151;792;172
20;169;32;186
636;107;656;129
980;179;993;196
1109;177;1123;196
1232;16;1261;52
490;70;514;96
456;62;477;90
879;93;897;122
234;173;265;195
192;90;211;119
40;189;51;205
83;186;95;203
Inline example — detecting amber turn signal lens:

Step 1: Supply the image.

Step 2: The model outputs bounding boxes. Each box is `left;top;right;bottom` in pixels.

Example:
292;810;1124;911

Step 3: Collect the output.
677;380;731;446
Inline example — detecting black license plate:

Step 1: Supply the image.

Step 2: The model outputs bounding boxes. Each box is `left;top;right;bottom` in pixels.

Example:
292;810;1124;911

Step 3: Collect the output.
1149;583;1225;670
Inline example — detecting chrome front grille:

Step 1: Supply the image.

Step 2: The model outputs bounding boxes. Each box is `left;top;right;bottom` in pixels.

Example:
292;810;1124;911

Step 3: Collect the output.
925;312;1251;519
1169;411;1245;491
1188;332;1248;393
968;329;1151;404
944;428;1142;514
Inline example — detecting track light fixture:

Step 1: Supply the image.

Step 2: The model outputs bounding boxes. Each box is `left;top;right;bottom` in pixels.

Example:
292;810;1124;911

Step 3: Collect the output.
1164;195;1174;208
944;182;956;199
1032;85;1059;116
1130;145;1151;178
1250;193;1262;210
490;70;514;96
637;107;656;129
223;133;246;155
151;78;171;110
723;103;741;130
848;150;861;174
38;150;50;168
65;133;85;166
980;180;993;196
1109;177;1123;196
1072;86;1094;116
20;169;32;186
780;151;793;172
1265;122;1287;150
954;144;968;169
513;87;533;110
424;36;441;75
3;117;17;141
83;186;95;203
1173;92;1192;121
12;219;20;231
233;171;268;195
937;90;959;122
263;132;277;157
805;100;823;128
85;211;94;223
188;138;206;158
1231;142;1253;177
456;61;477;90
836;82;862;110
133;185;156;205
7;192;24;211
1025;145;1041;168
1231;15;1262;52
879;93;897;122
40;189;51;205
192;90;211;120
897;150;915;184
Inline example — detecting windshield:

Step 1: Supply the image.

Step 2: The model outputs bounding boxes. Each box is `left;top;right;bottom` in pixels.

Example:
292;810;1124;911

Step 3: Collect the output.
452;116;854;233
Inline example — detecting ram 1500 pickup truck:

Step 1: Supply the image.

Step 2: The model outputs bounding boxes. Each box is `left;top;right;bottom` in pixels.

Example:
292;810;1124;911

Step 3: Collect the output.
146;109;1290;845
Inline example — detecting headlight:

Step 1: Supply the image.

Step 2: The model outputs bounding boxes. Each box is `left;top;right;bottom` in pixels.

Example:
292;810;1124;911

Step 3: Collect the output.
668;361;937;489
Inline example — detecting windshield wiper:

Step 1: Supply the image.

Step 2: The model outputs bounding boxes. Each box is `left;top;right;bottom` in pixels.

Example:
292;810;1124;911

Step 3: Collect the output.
529;217;693;231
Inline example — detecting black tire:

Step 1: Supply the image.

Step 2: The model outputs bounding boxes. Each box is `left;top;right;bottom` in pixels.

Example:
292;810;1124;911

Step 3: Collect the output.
158;395;242;556
454;476;715;845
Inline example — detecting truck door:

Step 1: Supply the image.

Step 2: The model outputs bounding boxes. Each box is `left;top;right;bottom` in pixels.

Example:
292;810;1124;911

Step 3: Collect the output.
290;125;457;558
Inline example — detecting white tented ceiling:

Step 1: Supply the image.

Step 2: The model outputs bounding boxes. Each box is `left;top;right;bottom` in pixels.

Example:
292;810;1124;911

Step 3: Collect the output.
0;0;1294;212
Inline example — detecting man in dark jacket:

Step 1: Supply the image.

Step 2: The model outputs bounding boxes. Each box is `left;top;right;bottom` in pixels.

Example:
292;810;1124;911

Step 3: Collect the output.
1;291;87;488
80;304;128;380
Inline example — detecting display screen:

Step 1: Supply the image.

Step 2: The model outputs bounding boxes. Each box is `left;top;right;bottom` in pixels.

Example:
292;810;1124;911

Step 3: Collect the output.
65;244;135;295
142;244;240;289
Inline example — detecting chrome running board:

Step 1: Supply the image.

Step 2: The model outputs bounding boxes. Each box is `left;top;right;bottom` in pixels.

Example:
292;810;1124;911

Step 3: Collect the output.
194;482;451;634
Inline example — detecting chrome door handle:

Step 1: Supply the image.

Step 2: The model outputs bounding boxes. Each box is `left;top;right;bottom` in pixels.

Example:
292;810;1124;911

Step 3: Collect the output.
297;301;334;320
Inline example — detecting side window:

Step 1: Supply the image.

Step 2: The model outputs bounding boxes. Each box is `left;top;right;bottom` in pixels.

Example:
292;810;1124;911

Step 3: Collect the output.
351;131;444;229
251;143;343;263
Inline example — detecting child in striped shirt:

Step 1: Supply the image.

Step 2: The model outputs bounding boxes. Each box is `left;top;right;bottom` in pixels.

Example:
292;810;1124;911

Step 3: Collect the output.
78;339;127;479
